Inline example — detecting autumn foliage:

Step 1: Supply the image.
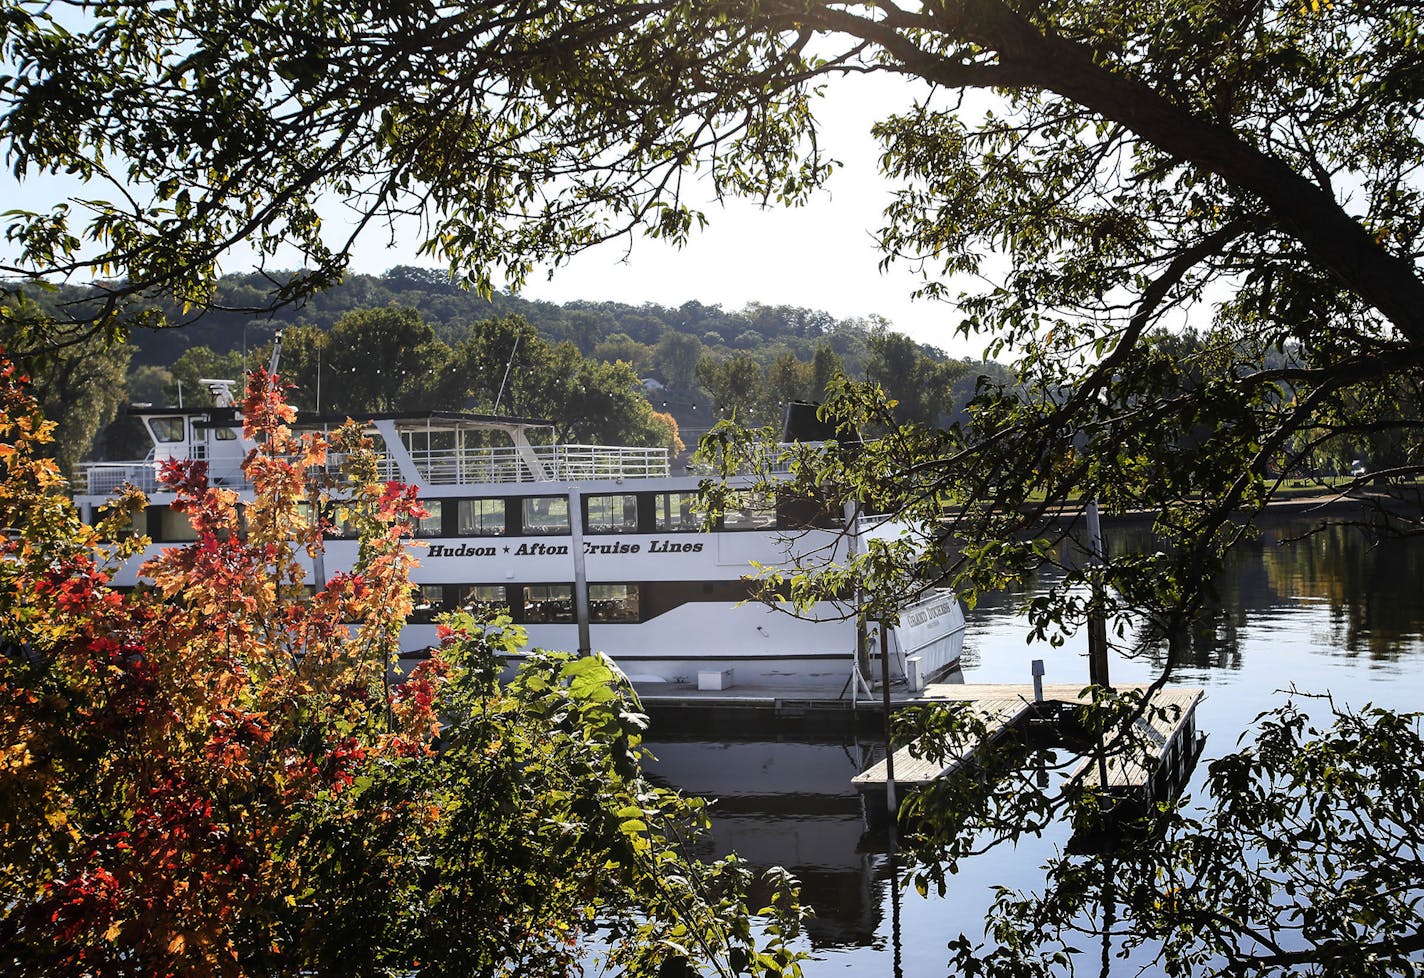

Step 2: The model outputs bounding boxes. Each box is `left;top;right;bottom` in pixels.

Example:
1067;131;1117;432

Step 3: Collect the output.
0;360;802;977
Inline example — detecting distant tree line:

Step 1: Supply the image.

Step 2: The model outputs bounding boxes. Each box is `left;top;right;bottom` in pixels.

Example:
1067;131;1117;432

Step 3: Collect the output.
3;268;1012;474
18;267;1414;484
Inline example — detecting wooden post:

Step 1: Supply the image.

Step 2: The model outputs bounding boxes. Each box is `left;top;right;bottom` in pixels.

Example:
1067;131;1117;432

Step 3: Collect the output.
1086;500;1110;690
1085;501;1113;793
879;621;897;815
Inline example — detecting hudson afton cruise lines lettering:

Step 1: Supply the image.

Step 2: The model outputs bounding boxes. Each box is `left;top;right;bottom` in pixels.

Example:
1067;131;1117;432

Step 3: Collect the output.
425;538;703;560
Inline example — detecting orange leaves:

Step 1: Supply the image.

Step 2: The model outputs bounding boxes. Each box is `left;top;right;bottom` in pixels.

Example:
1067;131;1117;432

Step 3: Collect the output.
298;437;328;470
240;368;297;440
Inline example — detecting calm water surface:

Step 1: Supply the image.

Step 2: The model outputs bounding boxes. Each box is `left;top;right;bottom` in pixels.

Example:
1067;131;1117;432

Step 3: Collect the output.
641;520;1424;975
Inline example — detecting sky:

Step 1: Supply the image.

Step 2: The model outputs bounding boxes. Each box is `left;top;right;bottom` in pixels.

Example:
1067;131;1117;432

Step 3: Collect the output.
279;72;988;358
4;70;986;358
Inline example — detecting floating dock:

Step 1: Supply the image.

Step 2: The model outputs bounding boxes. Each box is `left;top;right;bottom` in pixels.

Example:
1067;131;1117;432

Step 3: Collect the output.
851;683;1204;817
1066;686;1204;802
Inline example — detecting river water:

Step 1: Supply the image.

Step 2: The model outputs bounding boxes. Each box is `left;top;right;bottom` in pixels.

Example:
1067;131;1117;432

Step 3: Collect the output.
641;518;1424;975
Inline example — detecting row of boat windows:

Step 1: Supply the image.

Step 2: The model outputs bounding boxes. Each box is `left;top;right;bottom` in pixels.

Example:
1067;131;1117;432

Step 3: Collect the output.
408;579;760;625
130;489;839;542
113;579;760;626
148;417;239;443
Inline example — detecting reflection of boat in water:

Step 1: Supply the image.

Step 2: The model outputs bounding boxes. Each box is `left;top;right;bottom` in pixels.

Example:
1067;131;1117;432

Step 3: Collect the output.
643;736;898;948
74;380;965;695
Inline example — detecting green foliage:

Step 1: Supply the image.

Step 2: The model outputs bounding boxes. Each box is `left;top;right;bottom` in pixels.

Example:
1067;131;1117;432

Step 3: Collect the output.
654;330;704;391
697;352;779;427
449;313;677;445
10;0;1424;972
914;697;1424;978
0;294;131;478
593;331;655;373
864;327;973;427
317;306;454;414
167;346;252;405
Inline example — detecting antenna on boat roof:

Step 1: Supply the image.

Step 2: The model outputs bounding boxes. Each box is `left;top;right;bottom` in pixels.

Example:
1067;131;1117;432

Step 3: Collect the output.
493;333;521;415
267;329;285;376
199;378;238;407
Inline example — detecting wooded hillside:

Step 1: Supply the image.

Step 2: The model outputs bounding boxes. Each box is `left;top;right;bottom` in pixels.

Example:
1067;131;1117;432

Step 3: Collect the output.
6;268;1011;472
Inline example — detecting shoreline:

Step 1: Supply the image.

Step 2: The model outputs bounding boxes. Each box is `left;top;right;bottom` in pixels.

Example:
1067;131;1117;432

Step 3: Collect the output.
1015;490;1423;530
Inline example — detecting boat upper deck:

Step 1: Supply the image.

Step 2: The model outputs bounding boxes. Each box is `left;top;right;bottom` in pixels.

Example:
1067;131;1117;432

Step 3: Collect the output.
73;399;837;498
78;441;674;496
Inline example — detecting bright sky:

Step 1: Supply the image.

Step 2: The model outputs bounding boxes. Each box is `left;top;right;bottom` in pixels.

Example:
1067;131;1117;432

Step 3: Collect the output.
338;72;986;358
5;70;986;358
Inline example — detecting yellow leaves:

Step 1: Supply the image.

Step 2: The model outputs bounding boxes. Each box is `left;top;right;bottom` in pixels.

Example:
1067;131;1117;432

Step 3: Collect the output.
104;920;123;941
299;435;328;468
3;740;35;772
43;808;71;834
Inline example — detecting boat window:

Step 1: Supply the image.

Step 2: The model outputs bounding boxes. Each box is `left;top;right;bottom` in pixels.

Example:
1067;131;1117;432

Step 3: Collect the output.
158;506;199;542
457;498;506;536
457;585;508;616
406;500;442;538
213;426;237;441
409;584;456;624
719;490;777;531
637;579;765;618
294;501;315;532
326;509;363;539
654;491;701;532
775;490;844;530
585;493;638;533
521;584;574;623
99;505;148;542
521;496;570;535
318;497;365;538
149;417;185;443
590;583;640;623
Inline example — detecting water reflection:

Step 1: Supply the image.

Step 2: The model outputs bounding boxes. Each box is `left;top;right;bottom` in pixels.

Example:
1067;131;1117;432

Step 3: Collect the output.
964;517;1424;674
638;520;1424;972
641;737;897;949
1117;519;1424;668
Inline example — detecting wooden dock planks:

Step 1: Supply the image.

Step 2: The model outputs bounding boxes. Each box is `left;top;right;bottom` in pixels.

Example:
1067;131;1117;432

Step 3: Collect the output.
853;683;1204;803
1070;687;1204;797
851;693;1035;790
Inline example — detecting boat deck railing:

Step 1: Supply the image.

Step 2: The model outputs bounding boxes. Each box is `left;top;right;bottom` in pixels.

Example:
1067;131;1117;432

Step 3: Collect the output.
404;444;670;484
686;442;807;477
79;443;671;495
78;462;165;496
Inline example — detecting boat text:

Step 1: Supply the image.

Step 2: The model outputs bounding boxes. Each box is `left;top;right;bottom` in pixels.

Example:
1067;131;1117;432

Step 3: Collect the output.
425;538;705;559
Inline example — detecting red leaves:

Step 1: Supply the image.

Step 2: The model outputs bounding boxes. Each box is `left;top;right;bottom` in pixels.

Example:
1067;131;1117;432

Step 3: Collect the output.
239;368;296;438
378;479;427;524
1;353;455;976
160;457;211;498
324;736;368;793
44;866;120;941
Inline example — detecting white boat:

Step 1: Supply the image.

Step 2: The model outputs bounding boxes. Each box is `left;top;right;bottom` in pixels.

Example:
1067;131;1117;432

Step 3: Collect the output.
74;380;965;697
